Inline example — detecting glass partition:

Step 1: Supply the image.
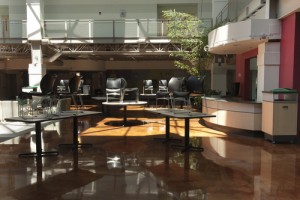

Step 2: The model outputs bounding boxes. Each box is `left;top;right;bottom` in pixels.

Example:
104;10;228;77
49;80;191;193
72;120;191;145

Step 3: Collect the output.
0;18;213;40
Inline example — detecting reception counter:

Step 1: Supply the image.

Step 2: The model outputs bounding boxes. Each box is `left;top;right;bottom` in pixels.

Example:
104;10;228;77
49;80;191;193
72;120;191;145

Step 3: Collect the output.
202;97;262;131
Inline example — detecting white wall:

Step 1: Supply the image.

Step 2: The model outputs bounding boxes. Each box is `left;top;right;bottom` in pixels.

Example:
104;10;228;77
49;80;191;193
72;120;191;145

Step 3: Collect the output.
4;0;206;20
8;0;25;20
250;6;267;19
0;0;8;6
45;4;157;20
44;0;200;5
277;0;300;19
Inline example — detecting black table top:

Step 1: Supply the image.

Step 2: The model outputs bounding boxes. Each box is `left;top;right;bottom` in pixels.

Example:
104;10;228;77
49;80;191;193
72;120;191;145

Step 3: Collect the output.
5;110;101;123
102;101;147;106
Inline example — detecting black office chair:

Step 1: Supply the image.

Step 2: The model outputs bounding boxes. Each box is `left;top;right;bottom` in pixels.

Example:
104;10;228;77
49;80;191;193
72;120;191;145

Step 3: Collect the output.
67;74;84;107
185;75;206;110
19;73;58;99
186;75;206;94
156;79;170;108
106;78;127;102
69;75;82;94
142;80;153;94
18;73;58;117
57;79;70;93
168;77;191;109
158;79;168;92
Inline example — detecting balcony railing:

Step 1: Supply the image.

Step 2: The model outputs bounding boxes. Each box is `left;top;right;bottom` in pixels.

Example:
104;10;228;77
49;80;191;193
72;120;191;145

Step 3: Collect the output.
0;18;212;43
215;0;266;25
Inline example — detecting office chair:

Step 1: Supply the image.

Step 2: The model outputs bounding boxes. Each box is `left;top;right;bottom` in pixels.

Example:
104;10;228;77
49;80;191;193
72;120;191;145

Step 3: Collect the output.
168;77;191;109
186;75;206;94
155;79;170;108
57;79;70;93
68;74;83;107
158;79;168;92
106;78;127;102
142;80;153;94
18;73;57;99
18;73;58;117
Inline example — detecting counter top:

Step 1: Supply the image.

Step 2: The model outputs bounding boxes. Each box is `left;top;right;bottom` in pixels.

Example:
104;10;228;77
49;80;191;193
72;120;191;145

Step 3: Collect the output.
202;96;261;104
202;96;262;131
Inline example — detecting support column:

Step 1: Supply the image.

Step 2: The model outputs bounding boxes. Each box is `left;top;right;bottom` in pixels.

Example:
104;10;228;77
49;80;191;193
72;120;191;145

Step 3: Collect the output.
26;0;45;89
256;42;280;102
28;41;45;88
280;12;300;134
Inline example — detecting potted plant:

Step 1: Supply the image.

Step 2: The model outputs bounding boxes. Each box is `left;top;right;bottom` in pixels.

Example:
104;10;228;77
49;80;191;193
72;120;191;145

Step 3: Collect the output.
162;10;213;77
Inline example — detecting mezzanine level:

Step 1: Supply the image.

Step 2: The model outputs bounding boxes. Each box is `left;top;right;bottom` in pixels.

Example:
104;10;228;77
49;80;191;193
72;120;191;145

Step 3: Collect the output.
0;18;212;61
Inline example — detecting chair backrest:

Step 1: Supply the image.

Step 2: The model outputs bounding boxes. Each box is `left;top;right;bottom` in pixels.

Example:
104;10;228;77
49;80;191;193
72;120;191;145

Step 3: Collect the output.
106;78;127;89
40;73;57;94
69;75;82;93
168;77;186;93
186;75;206;94
58;79;69;92
158;79;168;91
143;80;153;87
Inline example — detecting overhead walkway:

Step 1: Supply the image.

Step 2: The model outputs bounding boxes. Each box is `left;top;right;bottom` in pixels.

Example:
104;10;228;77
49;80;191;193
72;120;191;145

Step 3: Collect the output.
0;18;212;61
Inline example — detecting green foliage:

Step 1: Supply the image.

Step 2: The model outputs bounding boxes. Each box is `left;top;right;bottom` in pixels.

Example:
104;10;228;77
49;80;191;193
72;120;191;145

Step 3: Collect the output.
205;89;221;96
162;10;213;76
193;96;202;109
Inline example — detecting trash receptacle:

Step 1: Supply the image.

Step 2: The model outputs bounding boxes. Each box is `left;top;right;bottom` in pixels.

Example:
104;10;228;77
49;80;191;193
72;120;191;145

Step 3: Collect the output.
262;88;298;143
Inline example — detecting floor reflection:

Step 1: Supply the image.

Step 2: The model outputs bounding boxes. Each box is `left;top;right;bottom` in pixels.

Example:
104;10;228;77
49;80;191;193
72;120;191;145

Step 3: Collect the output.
0;109;299;200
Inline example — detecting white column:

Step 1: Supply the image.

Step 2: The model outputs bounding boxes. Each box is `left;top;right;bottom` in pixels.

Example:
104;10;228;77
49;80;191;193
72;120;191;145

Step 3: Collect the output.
256;42;280;102
28;41;45;88
26;0;45;88
26;0;44;40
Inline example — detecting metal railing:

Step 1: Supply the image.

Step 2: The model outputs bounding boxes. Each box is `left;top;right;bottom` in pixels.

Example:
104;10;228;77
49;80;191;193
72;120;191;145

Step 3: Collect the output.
0;18;213;42
215;0;253;25
0;20;27;39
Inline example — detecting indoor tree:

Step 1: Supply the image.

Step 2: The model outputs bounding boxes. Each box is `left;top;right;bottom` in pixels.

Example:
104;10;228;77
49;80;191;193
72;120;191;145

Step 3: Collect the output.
162;10;213;76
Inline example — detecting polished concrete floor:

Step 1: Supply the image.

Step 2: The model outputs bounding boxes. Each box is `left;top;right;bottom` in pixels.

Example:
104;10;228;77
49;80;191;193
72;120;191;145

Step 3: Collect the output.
0;104;300;200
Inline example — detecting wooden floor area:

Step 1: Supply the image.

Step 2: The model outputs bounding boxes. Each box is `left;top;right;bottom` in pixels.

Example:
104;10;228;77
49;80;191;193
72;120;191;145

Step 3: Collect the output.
0;103;299;200
80;105;226;138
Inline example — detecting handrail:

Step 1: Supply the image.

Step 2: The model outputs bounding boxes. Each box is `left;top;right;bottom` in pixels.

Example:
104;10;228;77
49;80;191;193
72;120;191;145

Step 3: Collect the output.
0;18;213;42
215;0;254;25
